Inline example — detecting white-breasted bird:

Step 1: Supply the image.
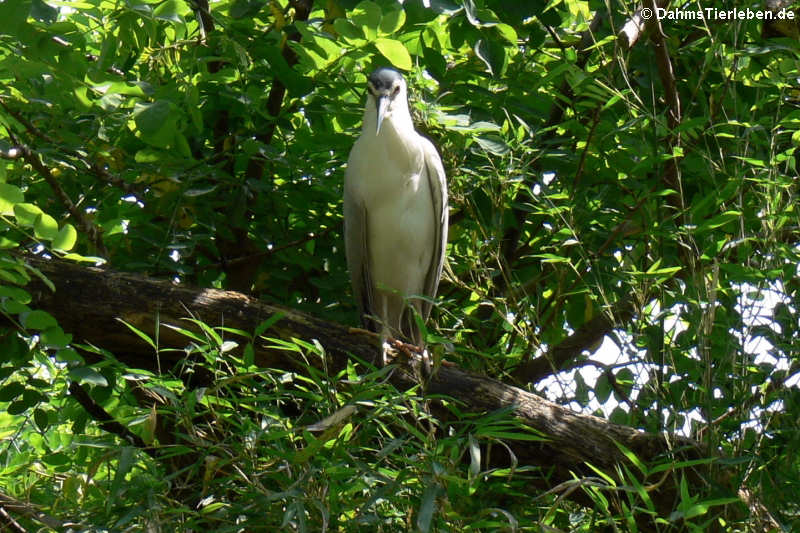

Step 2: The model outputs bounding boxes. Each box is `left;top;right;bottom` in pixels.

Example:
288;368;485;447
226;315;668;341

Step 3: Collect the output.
344;67;448;349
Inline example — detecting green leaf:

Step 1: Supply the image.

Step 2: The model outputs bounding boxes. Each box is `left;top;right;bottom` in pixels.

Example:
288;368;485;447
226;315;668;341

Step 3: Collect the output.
417;483;440;532
116;318;157;349
30;0;58;23
0;184;24;215
351;0;382;41
333;19;364;43
0;285;31;304
379;7;406;35
595;374;611;403
111;446;135;498
474;135;509;155
52;223;78;251
474;38;507;76
69;367;109;387
34;213;59;240
493;23;517;43
0;0;31;37
229;0;265;19
13;203;43;226
8;399;31;415
153;0;191;22
374;38;412;70
62;253;106;263
56;348;85;363
33;407;49;431
0;382;25;402
40;325;72;349
20;310;58;330
422;45;446;81
133;100;178;148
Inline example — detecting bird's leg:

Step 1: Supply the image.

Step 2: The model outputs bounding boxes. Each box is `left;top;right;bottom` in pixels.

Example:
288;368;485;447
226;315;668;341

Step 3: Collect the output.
380;297;391;366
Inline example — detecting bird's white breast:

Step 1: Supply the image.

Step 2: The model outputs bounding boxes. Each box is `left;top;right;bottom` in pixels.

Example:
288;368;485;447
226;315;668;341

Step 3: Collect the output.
345;121;436;297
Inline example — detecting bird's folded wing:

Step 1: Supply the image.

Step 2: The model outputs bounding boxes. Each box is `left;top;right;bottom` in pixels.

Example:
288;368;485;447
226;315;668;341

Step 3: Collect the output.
420;136;449;320
343;188;374;330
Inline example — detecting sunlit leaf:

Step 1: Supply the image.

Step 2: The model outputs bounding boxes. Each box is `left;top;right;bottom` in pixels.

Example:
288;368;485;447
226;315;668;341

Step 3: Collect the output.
374;38;412;70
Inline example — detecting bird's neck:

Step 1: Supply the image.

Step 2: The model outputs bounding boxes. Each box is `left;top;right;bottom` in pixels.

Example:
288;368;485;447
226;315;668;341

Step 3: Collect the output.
361;104;415;141
359;115;422;176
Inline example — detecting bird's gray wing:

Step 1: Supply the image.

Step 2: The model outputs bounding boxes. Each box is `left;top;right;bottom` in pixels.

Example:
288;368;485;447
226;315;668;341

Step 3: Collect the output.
420;136;448;321
343;174;376;332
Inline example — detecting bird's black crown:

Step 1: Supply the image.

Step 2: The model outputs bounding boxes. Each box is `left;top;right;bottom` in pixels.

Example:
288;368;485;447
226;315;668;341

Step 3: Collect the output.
368;67;404;90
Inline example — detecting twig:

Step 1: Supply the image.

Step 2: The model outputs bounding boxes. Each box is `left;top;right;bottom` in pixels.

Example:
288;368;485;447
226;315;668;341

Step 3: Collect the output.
0;491;69;531
15;141;109;256
497;12;604;292
68;382;156;456
196;226;335;272
245;0;313;180
0;98;137;195
511;300;635;384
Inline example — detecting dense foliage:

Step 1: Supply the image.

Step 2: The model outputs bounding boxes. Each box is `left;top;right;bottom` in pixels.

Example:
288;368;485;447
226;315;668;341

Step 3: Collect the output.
0;0;799;529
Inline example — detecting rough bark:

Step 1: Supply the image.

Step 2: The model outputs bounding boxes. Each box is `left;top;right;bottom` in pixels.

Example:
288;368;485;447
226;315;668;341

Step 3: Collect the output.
16;255;721;518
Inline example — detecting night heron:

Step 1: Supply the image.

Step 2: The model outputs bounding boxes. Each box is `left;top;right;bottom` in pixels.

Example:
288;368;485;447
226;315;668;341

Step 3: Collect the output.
344;67;448;352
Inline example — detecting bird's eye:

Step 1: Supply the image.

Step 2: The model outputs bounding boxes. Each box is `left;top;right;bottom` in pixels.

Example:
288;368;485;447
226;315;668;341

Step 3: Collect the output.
392;85;400;96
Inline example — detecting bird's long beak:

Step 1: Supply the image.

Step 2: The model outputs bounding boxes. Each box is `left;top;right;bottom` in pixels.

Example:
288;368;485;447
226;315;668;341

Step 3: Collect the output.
375;94;390;135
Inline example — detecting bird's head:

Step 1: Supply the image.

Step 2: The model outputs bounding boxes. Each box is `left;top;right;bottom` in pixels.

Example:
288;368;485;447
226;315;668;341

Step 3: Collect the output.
366;67;408;135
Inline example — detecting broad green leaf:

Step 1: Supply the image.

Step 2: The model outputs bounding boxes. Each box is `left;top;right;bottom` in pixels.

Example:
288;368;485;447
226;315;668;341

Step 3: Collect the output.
34;213;59;240
69;367;109;387
422;45;446;80
374;38;412;70
0;285;31;303
40;326;71;348
33;408;48;431
93;81;146;97
52;223;78;251
135;149;162;162
133;100;178;148
0;184;24;215
0;0;31;37
13;203;43;226
153;0;191;22
351;0;382;41
333;18;364;43
20;310;58;330
56;348;84;363
229;0;264;18
0;382;25;402
474;135;509;155
494;23;517;43
379;7;405;35
474;38;507;76
0;237;20;249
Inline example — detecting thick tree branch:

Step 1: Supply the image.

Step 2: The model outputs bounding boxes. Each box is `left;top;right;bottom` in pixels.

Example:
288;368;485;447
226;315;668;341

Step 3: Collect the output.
9;255;735;518
511;301;635;384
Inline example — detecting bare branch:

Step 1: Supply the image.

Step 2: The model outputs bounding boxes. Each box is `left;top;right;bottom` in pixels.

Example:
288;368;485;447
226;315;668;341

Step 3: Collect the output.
0;491;68;531
511;301;635;384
